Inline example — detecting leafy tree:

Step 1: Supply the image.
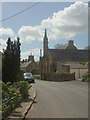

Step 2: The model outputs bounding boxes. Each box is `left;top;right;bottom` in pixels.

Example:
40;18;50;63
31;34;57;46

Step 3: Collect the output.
2;37;21;83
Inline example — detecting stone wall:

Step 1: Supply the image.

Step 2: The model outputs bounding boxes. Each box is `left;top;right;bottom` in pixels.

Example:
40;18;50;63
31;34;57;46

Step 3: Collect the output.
26;62;39;74
41;73;75;82
56;63;70;73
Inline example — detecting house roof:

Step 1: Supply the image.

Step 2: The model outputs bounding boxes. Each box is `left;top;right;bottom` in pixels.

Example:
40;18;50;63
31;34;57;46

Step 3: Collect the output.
48;49;88;62
57;40;77;50
20;61;32;68
58;44;68;49
64;63;88;69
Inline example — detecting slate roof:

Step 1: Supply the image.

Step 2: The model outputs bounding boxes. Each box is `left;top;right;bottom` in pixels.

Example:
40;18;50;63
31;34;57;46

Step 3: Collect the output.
20;61;32;68
65;44;77;50
64;63;88;69
48;49;88;62
58;44;68;49
58;41;77;50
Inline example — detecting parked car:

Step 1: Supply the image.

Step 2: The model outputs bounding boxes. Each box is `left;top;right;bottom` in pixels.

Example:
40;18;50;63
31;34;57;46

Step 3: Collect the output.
24;73;35;83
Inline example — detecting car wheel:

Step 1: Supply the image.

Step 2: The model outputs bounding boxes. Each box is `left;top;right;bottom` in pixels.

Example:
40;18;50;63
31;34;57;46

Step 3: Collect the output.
33;80;35;83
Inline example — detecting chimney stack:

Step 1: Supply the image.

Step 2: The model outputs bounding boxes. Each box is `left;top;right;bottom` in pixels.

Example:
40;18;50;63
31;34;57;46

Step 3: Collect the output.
68;40;73;46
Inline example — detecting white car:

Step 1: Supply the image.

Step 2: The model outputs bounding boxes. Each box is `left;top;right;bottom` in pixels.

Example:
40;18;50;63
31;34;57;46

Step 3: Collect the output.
24;73;35;83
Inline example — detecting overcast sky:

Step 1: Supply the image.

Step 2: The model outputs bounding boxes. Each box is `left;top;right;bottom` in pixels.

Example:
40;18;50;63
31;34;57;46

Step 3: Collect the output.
0;1;88;61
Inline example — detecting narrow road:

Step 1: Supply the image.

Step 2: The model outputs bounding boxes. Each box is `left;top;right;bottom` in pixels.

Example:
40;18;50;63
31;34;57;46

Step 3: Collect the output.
26;80;88;118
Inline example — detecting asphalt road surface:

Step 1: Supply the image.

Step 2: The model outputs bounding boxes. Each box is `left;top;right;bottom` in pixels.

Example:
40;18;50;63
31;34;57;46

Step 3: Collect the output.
26;79;88;118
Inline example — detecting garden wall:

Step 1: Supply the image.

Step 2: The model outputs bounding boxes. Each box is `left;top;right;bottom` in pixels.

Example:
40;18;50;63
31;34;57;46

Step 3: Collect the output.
41;73;75;82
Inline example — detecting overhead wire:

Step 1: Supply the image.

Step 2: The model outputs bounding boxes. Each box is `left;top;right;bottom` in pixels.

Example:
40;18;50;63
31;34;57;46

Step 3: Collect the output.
0;2;41;22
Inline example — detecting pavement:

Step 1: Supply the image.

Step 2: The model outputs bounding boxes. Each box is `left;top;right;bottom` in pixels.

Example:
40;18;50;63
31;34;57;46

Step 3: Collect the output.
7;86;36;120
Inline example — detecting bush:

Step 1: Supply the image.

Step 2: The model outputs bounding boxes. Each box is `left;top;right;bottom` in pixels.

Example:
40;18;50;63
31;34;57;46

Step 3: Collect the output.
2;96;22;119
1;80;31;119
2;81;20;100
82;72;90;82
55;70;59;74
15;81;31;98
12;80;31;98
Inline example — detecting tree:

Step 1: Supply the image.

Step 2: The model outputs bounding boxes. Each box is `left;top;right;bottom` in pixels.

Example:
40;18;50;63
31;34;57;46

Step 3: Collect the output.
16;37;21;72
2;37;21;83
2;38;12;83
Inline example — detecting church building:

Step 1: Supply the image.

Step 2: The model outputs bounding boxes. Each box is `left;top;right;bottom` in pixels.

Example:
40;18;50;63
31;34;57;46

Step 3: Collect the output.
40;29;88;78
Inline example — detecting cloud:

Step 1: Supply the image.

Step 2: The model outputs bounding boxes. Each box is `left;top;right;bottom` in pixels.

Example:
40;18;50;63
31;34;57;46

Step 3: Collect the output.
18;26;43;43
21;48;40;61
18;2;88;42
0;38;6;51
0;28;14;37
0;38;6;45
41;1;88;40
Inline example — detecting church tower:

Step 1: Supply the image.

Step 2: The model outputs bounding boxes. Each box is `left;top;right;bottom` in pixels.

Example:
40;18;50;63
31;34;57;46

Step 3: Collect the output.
43;29;48;56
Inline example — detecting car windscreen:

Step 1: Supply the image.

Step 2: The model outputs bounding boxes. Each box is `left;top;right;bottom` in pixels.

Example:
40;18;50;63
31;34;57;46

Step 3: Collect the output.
24;73;32;77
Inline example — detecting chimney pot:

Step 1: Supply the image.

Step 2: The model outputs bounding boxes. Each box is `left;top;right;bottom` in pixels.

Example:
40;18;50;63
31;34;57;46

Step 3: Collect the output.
68;40;73;46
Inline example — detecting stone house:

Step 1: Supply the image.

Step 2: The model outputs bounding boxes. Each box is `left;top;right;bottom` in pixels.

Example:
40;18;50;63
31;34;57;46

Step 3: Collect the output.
64;63;88;79
40;29;88;79
20;55;39;74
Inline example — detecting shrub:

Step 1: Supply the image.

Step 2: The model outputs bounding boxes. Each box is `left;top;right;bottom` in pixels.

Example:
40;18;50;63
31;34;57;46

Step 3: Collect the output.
56;70;59;74
15;81;31;98
2;81;20;100
82;72;90;82
2;80;31;119
6;82;12;86
12;81;31;98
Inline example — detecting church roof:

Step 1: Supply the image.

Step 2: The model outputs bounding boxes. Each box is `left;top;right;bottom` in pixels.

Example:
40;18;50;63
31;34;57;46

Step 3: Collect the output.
48;49;88;62
58;40;77;50
58;44;68;49
64;63;88;69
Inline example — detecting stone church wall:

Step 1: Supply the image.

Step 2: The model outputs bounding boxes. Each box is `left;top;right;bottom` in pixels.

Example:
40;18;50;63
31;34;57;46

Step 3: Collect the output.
41;73;75;81
56;63;70;73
